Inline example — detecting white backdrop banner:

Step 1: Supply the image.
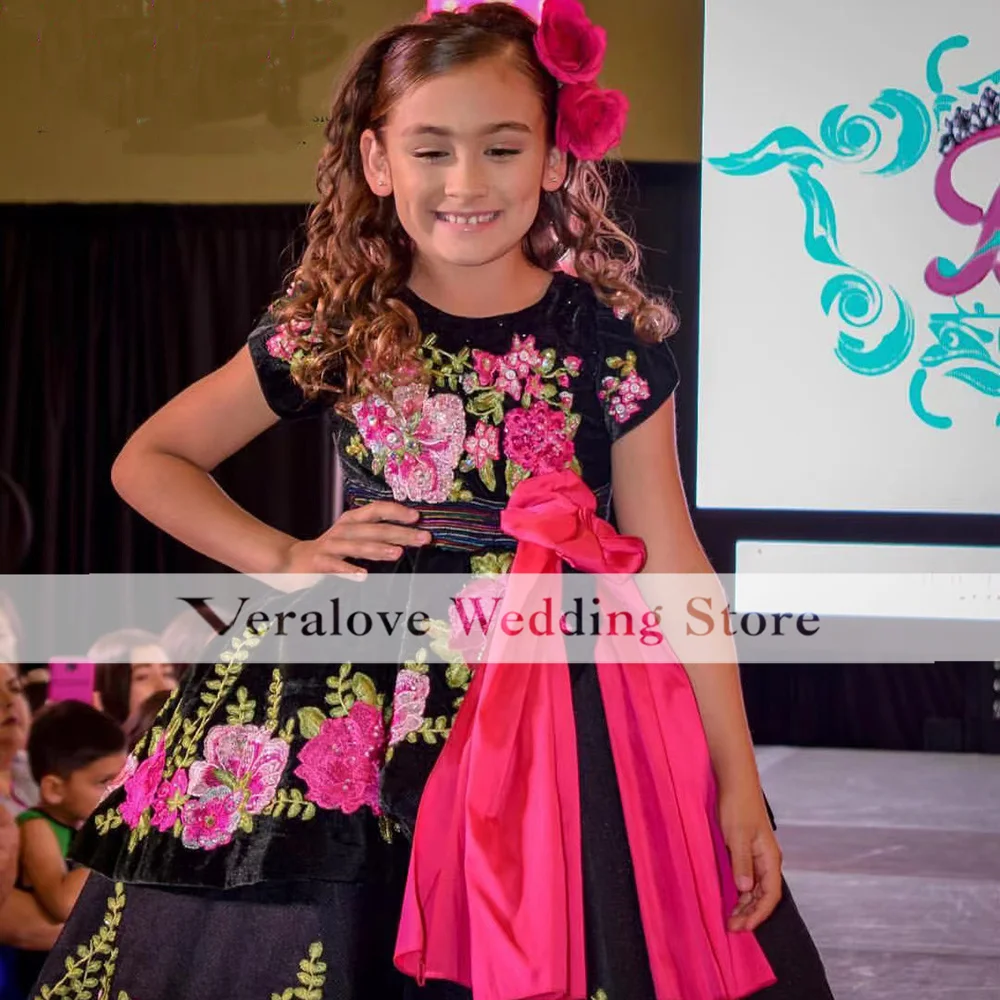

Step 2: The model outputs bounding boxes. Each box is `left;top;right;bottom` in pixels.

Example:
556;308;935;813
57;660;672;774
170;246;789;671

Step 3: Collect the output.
699;0;1000;513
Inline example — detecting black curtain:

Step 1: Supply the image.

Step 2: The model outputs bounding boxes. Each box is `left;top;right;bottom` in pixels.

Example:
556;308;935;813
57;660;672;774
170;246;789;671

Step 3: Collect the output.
1;204;329;574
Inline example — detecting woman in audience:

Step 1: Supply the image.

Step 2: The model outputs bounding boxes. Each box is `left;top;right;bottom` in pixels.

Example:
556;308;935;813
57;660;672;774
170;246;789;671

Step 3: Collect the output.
86;629;177;725
0;664;62;959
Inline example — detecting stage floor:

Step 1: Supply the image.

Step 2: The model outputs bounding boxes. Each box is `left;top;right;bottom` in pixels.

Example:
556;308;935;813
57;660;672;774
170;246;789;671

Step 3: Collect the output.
758;746;1000;999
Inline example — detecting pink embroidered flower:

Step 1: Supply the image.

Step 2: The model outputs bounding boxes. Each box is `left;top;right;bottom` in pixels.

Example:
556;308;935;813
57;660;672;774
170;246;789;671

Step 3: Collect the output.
563;356;582;376
180;787;241;850
556;82;629;161
494;358;523;401
188;724;289;815
463;421;500;470
294;703;386;815
389;670;431;746
534;0;607;85
265;328;297;361
101;754;137;805
559;391;574;408
265;319;312;361
525;374;545;399
602;371;651;424
472;349;499;387
352;385;465;503
503;402;575;475
557;373;571;388
448;575;508;663
353;395;400;452
120;740;166;829
151;769;189;833
505;334;543;376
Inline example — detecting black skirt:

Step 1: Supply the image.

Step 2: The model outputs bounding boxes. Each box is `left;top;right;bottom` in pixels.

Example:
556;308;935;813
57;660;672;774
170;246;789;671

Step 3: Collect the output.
32;666;835;1000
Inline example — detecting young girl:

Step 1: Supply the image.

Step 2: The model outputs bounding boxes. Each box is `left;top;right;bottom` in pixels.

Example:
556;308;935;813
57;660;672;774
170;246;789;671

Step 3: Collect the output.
31;3;835;998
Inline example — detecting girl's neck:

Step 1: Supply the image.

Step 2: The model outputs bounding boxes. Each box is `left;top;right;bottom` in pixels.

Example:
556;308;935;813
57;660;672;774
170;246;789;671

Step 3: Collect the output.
407;253;553;319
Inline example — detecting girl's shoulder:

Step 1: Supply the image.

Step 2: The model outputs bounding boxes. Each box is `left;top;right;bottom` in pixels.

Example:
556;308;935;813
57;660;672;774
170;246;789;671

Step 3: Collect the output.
559;276;681;441
247;306;328;422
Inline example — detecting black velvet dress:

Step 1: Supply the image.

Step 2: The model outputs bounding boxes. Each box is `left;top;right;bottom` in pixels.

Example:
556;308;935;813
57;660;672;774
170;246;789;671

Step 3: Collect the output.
31;273;835;1000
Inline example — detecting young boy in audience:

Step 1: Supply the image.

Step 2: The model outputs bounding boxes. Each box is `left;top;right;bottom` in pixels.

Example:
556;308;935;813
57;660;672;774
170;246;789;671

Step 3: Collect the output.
17;702;126;922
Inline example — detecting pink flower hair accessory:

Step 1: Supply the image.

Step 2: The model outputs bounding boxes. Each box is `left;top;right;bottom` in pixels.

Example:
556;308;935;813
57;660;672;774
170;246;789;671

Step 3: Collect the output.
423;0;628;161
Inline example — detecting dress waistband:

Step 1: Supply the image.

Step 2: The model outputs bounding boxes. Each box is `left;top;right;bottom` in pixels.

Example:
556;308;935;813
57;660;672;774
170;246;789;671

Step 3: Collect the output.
343;482;514;553
343;479;613;554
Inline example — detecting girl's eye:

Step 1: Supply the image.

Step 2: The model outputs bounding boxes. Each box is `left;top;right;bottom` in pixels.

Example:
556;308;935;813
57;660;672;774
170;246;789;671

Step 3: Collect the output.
413;150;448;160
487;148;521;158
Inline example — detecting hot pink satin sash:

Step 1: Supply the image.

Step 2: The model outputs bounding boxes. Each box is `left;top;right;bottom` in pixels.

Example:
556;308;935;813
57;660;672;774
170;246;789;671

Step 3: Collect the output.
394;470;776;999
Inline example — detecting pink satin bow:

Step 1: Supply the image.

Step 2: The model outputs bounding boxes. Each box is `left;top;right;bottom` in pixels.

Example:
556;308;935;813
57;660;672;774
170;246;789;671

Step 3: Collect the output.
394;470;776;999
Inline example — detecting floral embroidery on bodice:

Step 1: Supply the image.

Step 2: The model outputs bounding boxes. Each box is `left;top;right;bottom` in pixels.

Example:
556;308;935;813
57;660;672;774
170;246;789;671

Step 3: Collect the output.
249;273;679;518
346;332;587;503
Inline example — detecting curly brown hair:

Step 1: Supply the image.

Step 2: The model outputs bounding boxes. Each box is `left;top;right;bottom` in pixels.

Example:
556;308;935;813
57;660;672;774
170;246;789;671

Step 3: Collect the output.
272;2;677;418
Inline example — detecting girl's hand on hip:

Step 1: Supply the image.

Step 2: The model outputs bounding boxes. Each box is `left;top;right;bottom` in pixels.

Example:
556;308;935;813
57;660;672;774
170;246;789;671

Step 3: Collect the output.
281;501;432;576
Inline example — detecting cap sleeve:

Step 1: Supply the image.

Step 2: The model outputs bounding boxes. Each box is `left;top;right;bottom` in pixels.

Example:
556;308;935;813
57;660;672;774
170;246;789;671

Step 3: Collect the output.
594;308;679;441
247;312;327;421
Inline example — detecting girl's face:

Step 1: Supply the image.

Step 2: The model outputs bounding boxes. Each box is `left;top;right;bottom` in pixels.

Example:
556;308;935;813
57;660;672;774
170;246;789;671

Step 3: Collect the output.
363;55;566;277
0;663;31;758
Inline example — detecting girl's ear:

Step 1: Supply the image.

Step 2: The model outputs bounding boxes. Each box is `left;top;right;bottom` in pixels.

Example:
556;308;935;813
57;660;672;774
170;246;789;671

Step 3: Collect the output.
360;129;393;197
541;146;568;193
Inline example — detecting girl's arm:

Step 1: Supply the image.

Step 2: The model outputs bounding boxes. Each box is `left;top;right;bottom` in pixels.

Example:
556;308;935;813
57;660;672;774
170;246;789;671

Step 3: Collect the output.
18;818;88;923
111;346;296;575
0;807;17;908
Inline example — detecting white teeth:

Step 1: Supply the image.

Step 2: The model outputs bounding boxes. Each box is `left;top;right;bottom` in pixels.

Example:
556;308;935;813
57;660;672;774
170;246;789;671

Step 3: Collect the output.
441;212;498;225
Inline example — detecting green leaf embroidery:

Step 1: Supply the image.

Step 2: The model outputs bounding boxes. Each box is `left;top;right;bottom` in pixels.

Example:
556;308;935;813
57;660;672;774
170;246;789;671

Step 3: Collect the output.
478;458;497;492
225;686;257;726
266;669;284;734
467;387;505;424
351;672;378;706
34;883;126;998
263;788;316;822
297;706;327;740
469;551;514;576
505;460;531;496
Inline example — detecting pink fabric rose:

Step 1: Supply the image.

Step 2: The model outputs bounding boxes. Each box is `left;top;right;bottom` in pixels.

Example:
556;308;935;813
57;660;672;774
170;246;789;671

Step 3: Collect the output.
119;740;166;829
389;670;432;746
556;82;629;161
503;402;575;476
151;768;189;833
294;703;386;815
180;787;241;850
534;0;607;85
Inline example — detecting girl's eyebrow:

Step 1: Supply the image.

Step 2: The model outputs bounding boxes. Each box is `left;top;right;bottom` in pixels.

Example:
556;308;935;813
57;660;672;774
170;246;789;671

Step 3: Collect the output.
402;121;533;138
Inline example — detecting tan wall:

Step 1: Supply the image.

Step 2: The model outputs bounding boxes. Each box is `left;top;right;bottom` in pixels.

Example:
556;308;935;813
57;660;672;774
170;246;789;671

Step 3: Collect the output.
0;0;702;204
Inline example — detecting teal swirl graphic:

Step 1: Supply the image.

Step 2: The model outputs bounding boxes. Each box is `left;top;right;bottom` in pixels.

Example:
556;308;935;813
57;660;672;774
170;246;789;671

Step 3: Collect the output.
909;302;1000;427
708;34;1000;428
822;276;915;376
